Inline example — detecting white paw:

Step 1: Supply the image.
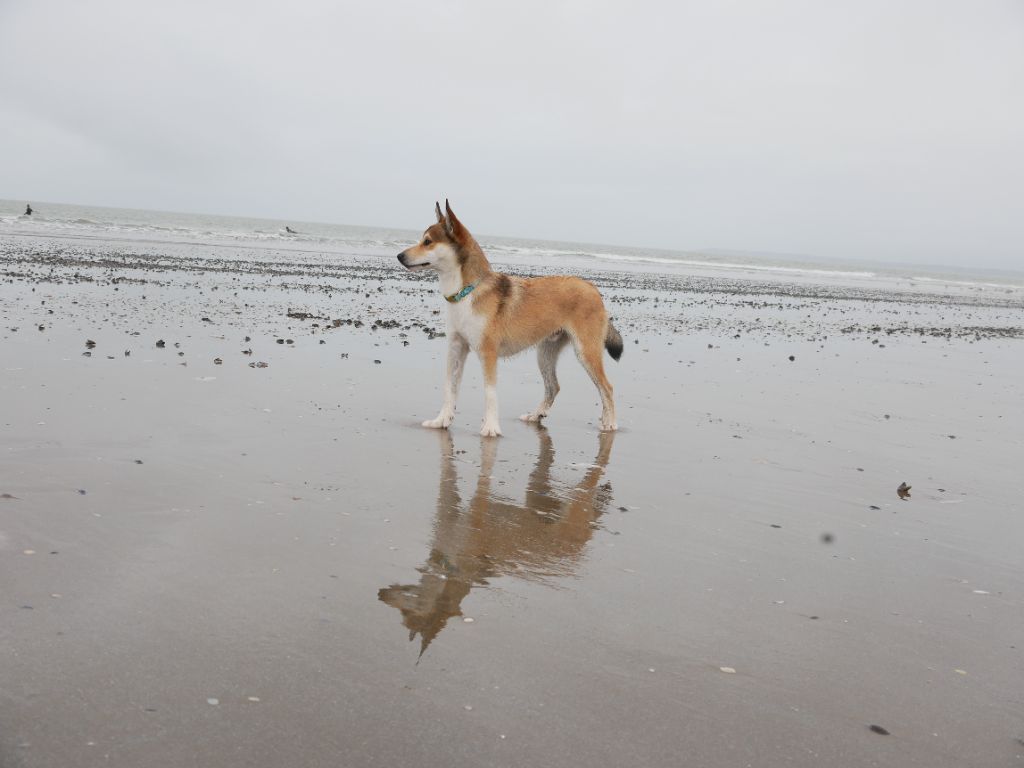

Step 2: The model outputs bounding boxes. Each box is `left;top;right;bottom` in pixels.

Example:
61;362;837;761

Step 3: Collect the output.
519;412;545;423
422;413;453;429
480;421;502;438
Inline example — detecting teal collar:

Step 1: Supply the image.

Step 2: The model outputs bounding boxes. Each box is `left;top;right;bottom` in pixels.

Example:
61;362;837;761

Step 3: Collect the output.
444;282;477;303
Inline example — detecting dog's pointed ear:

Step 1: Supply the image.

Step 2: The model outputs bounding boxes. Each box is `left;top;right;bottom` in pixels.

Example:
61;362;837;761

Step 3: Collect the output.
437;199;456;238
444;199;465;241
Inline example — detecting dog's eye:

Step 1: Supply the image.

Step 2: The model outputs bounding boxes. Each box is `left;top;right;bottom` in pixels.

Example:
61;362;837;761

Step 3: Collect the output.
423;238;432;246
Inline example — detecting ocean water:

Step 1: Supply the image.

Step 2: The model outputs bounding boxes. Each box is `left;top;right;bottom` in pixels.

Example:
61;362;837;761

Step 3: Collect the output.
2;199;1021;296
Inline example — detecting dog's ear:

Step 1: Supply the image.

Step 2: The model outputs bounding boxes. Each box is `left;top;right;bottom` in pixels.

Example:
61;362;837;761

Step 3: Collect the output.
444;199;465;241
437;200;456;238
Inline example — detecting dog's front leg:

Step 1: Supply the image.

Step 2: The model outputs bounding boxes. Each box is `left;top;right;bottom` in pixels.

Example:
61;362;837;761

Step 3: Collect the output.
478;341;502;437
423;335;469;429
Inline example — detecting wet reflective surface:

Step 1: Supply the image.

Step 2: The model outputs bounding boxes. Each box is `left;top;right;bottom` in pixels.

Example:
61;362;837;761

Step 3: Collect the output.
380;428;615;654
3;258;1023;767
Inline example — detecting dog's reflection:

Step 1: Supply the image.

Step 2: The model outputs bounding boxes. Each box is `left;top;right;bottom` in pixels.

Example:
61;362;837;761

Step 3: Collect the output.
379;427;616;655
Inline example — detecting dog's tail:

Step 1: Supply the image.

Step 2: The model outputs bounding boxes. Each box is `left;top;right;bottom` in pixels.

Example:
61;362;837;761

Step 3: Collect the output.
605;320;623;361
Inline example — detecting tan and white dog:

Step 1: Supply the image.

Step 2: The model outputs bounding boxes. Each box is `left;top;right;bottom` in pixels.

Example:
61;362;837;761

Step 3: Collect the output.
398;201;622;436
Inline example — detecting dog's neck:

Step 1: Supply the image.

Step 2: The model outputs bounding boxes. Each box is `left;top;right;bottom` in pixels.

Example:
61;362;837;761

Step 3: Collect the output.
439;238;492;297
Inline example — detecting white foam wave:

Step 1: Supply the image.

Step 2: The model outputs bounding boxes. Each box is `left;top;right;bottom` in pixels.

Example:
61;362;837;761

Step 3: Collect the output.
910;276;1017;290
489;243;878;279
593;252;877;279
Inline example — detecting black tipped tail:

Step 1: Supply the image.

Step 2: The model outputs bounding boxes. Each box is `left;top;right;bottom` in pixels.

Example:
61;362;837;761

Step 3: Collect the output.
605;321;623;361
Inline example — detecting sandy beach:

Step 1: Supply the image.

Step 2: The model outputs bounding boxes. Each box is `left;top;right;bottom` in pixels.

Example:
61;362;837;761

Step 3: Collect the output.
2;229;1023;767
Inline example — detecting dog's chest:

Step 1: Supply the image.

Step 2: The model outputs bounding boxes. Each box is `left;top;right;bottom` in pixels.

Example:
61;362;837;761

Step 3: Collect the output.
446;297;487;348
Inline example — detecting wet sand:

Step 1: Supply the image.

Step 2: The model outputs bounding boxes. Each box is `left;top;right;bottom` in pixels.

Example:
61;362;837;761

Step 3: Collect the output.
2;235;1024;767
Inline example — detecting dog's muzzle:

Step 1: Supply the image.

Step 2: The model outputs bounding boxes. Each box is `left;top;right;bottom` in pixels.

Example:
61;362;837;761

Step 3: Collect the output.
397;252;428;270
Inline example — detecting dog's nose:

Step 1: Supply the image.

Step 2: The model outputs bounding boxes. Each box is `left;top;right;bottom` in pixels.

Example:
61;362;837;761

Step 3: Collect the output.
397;252;407;265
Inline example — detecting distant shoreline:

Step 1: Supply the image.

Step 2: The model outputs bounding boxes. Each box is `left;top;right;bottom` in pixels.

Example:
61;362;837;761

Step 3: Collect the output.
1;198;1021;291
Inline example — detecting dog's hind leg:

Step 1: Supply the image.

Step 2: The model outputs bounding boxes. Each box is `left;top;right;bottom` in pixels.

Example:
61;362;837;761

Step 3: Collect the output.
571;330;617;432
423;335;469;429
520;332;569;423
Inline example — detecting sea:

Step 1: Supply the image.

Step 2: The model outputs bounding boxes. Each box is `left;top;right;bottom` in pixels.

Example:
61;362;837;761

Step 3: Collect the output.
2;199;1021;297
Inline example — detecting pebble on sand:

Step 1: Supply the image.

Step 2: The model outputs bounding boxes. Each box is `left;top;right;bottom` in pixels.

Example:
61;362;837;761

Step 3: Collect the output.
719;666;736;674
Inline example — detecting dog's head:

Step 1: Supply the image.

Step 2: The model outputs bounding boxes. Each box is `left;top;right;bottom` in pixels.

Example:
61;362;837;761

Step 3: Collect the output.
397;200;467;273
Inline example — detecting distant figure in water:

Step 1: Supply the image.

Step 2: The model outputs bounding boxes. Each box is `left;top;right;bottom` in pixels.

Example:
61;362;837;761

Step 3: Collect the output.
24;204;33;216
285;226;296;234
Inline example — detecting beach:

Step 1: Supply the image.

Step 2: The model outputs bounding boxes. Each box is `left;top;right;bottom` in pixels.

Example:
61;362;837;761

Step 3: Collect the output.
2;211;1023;767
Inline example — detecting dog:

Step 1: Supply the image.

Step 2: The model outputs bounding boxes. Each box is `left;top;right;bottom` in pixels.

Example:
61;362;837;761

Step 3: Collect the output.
397;201;622;436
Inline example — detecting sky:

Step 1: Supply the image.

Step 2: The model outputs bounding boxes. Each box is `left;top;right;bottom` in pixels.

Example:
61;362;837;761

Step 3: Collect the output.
1;0;1022;268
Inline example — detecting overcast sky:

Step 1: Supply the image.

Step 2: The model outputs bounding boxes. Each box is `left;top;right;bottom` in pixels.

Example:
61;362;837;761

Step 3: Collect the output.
2;1;1022;267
